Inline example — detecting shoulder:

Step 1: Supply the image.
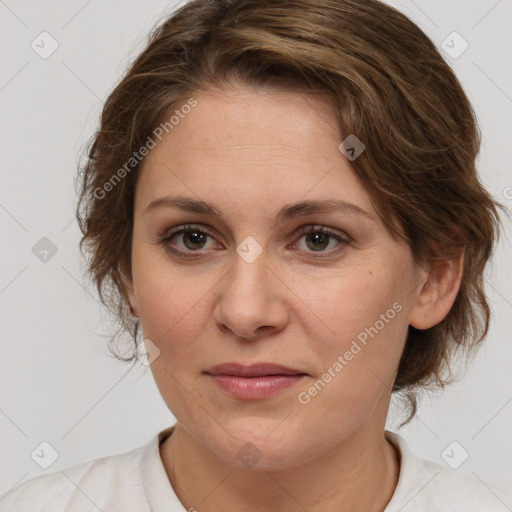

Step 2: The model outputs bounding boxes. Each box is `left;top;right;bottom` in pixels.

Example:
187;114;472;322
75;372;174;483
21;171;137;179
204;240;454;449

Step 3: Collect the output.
0;445;148;512
422;457;512;510
385;431;512;512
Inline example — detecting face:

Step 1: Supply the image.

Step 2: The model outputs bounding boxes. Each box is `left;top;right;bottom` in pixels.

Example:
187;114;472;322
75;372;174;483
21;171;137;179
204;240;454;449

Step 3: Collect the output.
126;83;429;470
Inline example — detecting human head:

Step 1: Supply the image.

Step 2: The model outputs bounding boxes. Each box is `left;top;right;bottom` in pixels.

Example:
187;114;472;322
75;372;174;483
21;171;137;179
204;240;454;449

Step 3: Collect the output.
76;0;505;428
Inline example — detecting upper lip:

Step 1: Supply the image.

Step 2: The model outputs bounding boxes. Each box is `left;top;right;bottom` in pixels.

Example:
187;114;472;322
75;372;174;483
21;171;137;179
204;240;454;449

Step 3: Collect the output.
204;362;307;377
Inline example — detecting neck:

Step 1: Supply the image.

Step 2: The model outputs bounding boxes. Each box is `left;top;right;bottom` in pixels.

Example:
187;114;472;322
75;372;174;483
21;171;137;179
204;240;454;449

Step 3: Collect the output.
160;422;400;512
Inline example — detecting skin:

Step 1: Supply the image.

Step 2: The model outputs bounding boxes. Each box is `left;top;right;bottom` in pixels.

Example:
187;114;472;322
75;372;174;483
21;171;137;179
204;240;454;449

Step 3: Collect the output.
125;83;464;511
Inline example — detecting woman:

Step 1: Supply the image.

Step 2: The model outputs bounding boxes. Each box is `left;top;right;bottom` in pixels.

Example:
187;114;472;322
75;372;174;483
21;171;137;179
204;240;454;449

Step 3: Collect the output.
2;0;511;510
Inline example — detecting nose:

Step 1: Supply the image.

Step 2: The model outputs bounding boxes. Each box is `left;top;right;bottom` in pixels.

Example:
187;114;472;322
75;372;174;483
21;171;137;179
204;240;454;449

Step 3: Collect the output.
212;248;289;341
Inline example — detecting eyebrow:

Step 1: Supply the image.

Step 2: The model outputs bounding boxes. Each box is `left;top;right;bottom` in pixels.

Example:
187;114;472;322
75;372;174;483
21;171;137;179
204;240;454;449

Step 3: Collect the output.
143;195;372;222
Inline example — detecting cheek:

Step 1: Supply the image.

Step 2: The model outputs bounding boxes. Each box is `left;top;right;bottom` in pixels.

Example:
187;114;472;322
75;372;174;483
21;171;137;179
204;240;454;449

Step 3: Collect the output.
137;277;210;351
308;266;404;346
133;264;212;418
131;240;209;332
301;267;408;400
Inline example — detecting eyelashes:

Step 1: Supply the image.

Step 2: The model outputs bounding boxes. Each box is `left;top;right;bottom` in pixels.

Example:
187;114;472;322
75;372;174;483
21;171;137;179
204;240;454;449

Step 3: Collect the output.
158;223;351;259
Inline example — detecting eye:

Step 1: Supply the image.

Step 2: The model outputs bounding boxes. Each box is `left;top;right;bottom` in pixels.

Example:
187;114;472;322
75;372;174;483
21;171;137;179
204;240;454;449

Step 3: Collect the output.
159;223;350;258
290;225;349;257
160;224;221;255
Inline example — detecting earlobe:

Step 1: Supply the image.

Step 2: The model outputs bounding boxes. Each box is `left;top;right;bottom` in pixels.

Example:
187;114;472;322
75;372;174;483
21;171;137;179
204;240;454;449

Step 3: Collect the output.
409;251;464;330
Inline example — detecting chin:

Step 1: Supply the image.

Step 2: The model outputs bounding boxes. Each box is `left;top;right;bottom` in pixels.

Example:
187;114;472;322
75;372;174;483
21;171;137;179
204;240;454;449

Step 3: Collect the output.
201;419;313;471
222;438;307;471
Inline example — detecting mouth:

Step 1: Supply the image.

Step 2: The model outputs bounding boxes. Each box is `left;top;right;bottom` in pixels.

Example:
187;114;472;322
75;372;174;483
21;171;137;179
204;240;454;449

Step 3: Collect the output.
205;362;307;377
203;362;308;400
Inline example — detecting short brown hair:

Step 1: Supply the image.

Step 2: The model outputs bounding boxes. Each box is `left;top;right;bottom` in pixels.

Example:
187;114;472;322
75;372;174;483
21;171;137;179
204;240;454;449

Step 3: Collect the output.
76;0;507;424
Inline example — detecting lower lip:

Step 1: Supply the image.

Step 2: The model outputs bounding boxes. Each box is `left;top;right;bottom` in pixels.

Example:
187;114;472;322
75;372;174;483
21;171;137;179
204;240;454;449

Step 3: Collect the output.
207;374;305;399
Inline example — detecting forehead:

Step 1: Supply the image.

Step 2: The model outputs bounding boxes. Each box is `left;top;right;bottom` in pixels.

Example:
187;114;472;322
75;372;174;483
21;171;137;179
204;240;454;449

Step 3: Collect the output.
135;85;374;221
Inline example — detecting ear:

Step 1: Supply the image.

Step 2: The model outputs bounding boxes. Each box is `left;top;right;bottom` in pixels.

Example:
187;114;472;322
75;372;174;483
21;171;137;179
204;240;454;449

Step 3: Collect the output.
409;248;465;330
122;270;139;317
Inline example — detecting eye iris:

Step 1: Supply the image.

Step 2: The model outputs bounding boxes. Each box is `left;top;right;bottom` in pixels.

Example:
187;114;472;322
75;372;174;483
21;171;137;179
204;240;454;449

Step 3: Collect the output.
173;229;336;252
183;230;206;250
306;232;329;251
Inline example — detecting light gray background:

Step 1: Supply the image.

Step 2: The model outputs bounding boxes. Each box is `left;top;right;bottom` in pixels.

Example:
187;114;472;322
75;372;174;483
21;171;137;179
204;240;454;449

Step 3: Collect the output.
1;0;511;498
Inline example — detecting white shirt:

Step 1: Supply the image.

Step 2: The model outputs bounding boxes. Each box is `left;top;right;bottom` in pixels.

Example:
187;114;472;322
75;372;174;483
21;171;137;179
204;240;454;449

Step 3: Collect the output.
1;426;511;511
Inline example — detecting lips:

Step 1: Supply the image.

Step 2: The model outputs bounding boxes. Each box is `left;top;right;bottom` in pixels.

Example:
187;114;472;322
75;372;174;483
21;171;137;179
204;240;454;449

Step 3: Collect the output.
204;363;307;400
204;362;306;377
